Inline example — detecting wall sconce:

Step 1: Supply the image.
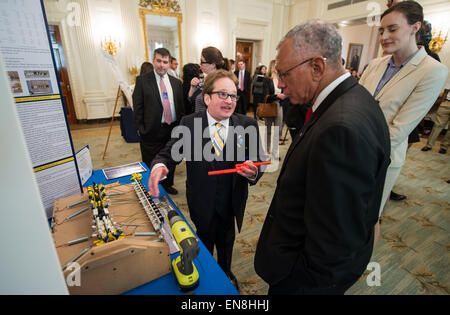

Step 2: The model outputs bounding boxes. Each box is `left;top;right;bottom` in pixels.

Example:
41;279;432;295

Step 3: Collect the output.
101;35;121;56
127;56;143;84
97;13;123;56
429;29;448;54
128;65;139;84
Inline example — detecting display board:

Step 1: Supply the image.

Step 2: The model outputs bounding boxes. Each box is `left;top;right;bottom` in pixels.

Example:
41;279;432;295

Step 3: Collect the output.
0;0;82;217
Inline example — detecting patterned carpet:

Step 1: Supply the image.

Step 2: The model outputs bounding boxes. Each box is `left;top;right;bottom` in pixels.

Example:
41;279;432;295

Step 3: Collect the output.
71;121;449;295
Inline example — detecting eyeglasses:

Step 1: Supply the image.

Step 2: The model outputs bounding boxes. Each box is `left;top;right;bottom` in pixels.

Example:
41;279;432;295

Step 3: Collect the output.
200;60;211;65
277;57;327;81
210;91;240;102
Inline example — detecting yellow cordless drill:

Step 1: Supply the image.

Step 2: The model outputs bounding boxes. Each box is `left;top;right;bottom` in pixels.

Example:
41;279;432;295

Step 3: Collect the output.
167;210;200;291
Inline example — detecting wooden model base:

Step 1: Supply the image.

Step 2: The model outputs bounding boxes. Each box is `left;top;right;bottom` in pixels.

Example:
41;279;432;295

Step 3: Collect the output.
52;184;171;295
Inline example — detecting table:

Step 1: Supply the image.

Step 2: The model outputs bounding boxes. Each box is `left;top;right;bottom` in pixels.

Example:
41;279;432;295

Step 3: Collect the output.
84;163;239;295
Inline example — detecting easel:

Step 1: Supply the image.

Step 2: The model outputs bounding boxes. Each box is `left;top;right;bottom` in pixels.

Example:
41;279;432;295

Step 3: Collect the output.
102;86;127;160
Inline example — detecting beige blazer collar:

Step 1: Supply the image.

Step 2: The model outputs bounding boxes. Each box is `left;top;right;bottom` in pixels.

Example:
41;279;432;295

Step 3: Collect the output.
376;47;427;99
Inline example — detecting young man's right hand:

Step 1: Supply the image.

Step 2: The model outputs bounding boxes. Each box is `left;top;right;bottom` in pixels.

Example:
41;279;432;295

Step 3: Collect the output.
148;166;169;197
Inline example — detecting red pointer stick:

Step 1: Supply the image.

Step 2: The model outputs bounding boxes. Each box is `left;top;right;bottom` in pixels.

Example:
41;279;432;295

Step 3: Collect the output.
208;161;272;176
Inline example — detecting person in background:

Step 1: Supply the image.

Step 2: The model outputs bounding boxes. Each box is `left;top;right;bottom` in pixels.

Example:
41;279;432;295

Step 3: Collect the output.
130;62;154;95
234;60;252;115
139;62;154;76
359;1;448;219
230;59;236;72
149;70;265;291
132;48;185;195
189;46;228;113
385;0;442;201
182;63;201;115
168;56;179;79
351;69;360;80
251;65;267;119
263;60;286;160
284;100;309;140
421;81;450;154
223;58;232;73
254;19;391;295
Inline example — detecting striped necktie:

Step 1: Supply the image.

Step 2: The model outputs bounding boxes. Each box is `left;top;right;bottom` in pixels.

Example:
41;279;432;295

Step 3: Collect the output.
213;122;225;156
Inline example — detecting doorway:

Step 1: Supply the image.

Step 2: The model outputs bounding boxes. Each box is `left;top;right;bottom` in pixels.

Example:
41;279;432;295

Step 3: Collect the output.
48;24;77;125
236;41;254;73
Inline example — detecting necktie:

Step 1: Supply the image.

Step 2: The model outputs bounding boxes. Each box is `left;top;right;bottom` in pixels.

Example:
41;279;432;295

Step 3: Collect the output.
159;76;173;125
213;123;225;156
304;106;313;125
240;71;244;91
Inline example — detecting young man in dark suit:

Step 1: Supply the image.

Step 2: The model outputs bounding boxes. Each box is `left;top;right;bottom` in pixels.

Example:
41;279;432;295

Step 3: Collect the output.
234;60;252;115
133;48;184;195
254;20;391;295
148;70;266;289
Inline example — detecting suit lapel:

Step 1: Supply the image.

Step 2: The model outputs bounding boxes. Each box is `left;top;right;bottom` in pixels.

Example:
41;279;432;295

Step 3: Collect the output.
201;110;210;152
279;77;358;179
367;58;390;95
149;72;163;109
169;75;182;117
225;114;236;154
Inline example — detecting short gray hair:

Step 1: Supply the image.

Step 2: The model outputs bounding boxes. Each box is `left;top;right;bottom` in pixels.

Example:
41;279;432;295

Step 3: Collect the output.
278;19;342;66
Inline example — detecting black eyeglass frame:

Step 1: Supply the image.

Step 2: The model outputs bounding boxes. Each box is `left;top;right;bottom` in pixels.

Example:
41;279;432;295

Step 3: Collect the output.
209;91;240;102
277;57;327;81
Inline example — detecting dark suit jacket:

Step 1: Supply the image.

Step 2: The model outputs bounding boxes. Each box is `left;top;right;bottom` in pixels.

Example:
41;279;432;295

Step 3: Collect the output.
255;76;391;290
151;110;265;232
133;71;184;137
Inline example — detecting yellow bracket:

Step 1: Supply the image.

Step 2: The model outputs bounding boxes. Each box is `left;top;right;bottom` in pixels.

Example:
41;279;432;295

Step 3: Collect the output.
94;239;105;246
131;173;142;181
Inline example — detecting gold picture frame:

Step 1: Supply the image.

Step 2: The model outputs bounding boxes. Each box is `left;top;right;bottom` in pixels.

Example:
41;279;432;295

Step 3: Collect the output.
346;43;363;71
139;7;183;67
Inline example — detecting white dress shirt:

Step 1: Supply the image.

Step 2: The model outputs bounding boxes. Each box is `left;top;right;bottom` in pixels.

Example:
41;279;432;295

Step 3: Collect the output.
207;110;230;143
312;72;351;112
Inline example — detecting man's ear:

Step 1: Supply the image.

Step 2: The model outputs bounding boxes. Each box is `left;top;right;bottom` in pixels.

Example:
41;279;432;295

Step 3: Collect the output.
311;57;326;82
204;93;211;107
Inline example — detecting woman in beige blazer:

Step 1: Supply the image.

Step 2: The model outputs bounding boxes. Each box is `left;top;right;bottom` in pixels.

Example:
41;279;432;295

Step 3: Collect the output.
359;1;448;217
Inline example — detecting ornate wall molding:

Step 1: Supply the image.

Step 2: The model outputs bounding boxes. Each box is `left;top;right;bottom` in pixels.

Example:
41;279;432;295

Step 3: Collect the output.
138;0;181;13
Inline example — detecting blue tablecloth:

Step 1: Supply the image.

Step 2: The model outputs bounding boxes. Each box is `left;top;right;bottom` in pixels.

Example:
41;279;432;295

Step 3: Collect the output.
84;163;239;295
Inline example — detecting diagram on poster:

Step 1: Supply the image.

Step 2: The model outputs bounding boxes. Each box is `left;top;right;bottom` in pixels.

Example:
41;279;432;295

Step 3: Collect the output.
0;0;82;218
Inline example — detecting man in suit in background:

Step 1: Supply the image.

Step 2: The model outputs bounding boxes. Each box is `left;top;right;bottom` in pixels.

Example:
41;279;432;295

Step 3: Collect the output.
234;60;251;115
133;48;184;195
254;20;391;295
167;56;179;79
148;70;265;289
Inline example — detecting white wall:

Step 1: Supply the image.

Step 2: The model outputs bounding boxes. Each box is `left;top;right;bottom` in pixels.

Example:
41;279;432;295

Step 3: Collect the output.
42;0;449;120
43;0;290;120
338;23;380;73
